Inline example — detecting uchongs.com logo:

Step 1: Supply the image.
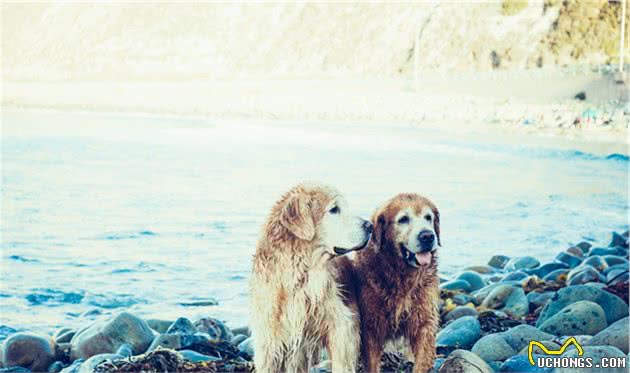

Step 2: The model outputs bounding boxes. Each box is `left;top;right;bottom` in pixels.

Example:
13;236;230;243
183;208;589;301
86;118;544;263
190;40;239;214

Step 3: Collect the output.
528;337;627;369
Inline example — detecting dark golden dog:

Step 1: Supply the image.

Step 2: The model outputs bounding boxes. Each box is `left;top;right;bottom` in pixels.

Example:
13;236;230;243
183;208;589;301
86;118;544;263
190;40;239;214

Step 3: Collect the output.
350;193;441;373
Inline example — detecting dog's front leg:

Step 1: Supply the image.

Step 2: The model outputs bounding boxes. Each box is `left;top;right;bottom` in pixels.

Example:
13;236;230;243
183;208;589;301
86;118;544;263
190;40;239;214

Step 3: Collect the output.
327;319;360;373
409;322;437;373
360;330;383;373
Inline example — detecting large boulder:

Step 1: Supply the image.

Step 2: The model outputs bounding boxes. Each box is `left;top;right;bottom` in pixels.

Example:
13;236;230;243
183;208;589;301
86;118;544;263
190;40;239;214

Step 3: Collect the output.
587;317;629;354
436;316;481;350
70;312;154;360
536;285;628;327
539;301;607;336
1;333;55;371
437;349;493;373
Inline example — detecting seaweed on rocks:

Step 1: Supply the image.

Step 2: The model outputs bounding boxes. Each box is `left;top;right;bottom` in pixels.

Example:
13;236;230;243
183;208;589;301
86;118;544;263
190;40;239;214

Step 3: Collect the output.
92;348;254;373
477;310;523;335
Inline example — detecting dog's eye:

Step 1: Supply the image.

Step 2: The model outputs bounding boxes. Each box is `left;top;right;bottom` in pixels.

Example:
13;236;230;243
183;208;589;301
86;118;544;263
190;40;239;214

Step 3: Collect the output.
397;216;409;224
329;206;340;214
424;214;432;222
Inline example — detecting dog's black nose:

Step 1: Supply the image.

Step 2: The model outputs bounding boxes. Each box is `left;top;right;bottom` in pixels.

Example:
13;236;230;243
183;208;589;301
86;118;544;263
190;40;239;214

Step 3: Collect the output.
418;230;434;251
363;220;373;234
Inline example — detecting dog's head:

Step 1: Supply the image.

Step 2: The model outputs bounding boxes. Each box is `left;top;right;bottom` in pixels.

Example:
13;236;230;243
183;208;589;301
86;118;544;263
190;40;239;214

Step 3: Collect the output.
277;183;372;256
371;193;440;269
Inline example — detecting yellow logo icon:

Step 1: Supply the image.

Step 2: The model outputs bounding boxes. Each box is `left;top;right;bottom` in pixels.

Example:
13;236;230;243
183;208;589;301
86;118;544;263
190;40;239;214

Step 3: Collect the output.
528;337;584;366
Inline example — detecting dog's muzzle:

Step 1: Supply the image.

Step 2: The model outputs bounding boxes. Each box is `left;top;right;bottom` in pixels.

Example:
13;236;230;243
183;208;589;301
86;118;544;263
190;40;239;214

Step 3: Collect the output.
333;220;373;256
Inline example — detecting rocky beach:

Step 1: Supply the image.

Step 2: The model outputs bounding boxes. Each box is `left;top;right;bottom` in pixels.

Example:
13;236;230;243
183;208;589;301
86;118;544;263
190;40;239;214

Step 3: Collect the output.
1;230;627;373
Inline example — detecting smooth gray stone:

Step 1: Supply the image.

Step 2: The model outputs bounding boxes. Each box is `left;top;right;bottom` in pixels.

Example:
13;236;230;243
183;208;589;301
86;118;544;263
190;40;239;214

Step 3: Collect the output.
70;312;154;360
1;333;55;372
455;271;486;292
587;317;629;354
488;255;510;269
505;256;540;271
539;300;608;336
437;349;493;373
436;316;481;350
471;334;515;362
536;285;628;326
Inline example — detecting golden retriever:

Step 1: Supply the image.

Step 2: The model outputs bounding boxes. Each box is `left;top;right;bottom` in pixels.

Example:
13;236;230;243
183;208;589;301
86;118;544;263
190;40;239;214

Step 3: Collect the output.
350;193;441;373
249;182;372;373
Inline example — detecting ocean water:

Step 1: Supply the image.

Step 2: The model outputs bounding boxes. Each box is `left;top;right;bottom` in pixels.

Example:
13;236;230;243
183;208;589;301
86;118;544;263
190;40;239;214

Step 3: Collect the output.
1;110;628;336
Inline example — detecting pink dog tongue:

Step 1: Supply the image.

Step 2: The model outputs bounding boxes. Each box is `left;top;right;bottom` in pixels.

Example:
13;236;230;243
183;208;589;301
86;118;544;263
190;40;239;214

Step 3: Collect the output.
416;252;432;265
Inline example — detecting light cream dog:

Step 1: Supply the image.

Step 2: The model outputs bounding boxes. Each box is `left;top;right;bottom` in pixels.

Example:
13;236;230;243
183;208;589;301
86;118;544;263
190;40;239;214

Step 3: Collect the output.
249;183;372;373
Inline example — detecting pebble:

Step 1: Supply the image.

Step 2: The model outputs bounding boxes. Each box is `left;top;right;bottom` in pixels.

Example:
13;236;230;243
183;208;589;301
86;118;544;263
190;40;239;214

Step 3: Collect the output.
609;231;628;248
566;265;604;285
230;326;251;337
588;247;622;257
501;271;529;282
231;334;247;346
555;252;582;269
463;265;496;274
587;316;629;353
455;271;486;291
607;270;628;286
602;255;628;267
504;256;540;271
1;333;55;372
500;354;553;372
526;291;554;309
115;343;132;357
480;285;529;318
47;361;64;373
536;285;628;327
526;262;568;278
539;300;608;336
440;280;470;292
488;255;510;269
555;346;628;373
194;317;233;342
166;317;197;335
445;306;479;322
145;319;173;334
575;241;592;253
542;268;569;282
436;316;481;350
179;350;220;362
566;246;584;257
237;337;254;359
69;312;154;360
437;349;493;373
471;334;515;362
582;255;608;272
440;279;471;292
147;334;181;351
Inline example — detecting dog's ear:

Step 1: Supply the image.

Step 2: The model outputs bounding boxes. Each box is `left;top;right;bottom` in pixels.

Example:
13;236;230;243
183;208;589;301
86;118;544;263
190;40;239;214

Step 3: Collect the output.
280;192;315;241
433;207;441;246
371;212;387;248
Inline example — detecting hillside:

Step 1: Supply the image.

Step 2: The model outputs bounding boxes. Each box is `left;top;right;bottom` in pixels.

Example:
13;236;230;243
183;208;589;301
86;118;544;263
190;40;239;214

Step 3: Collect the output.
2;1;628;81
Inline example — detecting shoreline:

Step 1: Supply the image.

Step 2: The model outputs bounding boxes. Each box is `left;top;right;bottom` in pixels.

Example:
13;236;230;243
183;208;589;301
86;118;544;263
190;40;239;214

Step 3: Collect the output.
3;73;628;153
1;229;628;372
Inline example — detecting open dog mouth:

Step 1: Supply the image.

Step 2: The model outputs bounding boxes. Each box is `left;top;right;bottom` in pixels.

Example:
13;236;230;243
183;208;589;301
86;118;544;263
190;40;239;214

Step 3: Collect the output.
400;244;433;268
